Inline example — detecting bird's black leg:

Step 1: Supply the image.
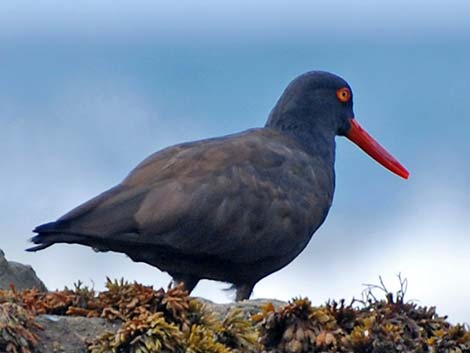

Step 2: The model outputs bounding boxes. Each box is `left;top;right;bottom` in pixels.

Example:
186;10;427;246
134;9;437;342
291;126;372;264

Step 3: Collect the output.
235;283;254;301
170;273;200;294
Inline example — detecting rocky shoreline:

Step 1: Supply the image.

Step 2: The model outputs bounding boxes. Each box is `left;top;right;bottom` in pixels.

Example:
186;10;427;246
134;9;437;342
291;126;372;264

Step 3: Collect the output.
0;249;47;292
1;249;469;353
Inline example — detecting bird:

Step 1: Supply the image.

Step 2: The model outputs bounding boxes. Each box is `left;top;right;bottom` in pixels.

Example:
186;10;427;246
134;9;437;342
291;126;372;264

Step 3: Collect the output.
28;71;409;301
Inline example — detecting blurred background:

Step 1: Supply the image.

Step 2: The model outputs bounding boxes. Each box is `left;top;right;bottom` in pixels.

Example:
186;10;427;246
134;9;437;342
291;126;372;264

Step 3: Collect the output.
1;0;469;322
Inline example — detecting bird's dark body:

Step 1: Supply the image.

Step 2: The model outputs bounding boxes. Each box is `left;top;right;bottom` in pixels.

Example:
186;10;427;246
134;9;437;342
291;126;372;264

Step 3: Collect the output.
33;128;335;291
30;71;403;300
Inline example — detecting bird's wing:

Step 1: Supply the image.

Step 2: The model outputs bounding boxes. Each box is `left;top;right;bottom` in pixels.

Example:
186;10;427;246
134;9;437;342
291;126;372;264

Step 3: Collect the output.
124;128;330;262
123;128;295;239
39;128;328;262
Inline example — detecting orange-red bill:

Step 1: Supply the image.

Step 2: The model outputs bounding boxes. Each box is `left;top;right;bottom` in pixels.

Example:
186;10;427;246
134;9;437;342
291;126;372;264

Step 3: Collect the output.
346;118;410;179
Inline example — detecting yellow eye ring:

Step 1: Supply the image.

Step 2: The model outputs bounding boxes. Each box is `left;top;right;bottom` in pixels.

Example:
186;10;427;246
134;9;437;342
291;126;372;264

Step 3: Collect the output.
336;87;351;103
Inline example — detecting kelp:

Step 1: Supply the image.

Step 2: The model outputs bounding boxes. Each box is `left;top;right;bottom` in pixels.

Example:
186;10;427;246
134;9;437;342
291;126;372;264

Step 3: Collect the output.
0;286;43;353
255;276;470;353
1;276;469;353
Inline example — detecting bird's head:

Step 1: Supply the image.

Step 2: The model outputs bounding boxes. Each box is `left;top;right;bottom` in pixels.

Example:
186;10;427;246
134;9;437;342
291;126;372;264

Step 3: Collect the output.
266;71;409;179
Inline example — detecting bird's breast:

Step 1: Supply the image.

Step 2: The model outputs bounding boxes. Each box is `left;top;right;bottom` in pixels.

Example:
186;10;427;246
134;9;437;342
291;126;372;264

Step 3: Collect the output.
200;153;335;263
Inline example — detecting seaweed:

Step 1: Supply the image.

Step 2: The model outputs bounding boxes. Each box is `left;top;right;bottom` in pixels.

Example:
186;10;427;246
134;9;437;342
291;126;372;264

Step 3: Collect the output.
0;286;43;353
1;276;469;353
89;284;260;353
88;312;184;353
256;276;470;353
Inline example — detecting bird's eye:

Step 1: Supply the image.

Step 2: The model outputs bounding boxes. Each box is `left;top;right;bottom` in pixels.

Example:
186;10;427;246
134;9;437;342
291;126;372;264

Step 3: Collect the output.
336;87;351;103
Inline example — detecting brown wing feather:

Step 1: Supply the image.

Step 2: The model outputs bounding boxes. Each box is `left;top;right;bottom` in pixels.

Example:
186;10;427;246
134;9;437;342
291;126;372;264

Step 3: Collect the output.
127;128;332;262
54;128;333;263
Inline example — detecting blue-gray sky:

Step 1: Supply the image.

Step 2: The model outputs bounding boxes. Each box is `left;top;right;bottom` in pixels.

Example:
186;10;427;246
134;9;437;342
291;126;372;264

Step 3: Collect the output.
1;1;469;322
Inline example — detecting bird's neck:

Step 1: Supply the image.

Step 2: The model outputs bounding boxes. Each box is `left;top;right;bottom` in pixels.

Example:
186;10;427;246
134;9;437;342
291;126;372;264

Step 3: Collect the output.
265;111;336;165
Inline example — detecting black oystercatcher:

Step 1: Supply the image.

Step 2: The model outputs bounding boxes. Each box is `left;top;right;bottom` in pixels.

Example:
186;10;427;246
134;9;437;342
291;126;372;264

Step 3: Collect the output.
28;71;409;300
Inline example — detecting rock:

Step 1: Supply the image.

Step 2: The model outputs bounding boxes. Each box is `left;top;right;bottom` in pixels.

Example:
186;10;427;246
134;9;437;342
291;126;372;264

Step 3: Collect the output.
200;297;286;317
0;249;47;291
35;315;118;353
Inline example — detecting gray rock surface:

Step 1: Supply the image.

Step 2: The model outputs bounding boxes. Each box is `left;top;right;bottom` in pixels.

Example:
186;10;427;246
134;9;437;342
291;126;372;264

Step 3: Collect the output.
200;297;286;317
35;315;119;353
0;249;47;291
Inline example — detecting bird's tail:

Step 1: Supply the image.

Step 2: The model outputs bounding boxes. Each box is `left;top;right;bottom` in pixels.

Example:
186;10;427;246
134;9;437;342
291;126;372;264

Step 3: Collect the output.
26;221;93;252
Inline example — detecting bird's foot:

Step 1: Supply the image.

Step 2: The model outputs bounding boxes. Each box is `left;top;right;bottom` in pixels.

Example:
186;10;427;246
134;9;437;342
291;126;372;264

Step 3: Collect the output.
169;273;200;294
235;283;255;301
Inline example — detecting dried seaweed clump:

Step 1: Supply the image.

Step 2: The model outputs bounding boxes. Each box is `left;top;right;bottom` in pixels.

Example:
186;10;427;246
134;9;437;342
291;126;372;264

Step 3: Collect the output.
256;276;470;353
89;312;184;353
0;300;43;353
2;279;260;353
255;298;318;353
187;325;231;353
216;308;260;352
4;275;470;353
88;282;260;353
9;278;190;322
17;281;97;316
